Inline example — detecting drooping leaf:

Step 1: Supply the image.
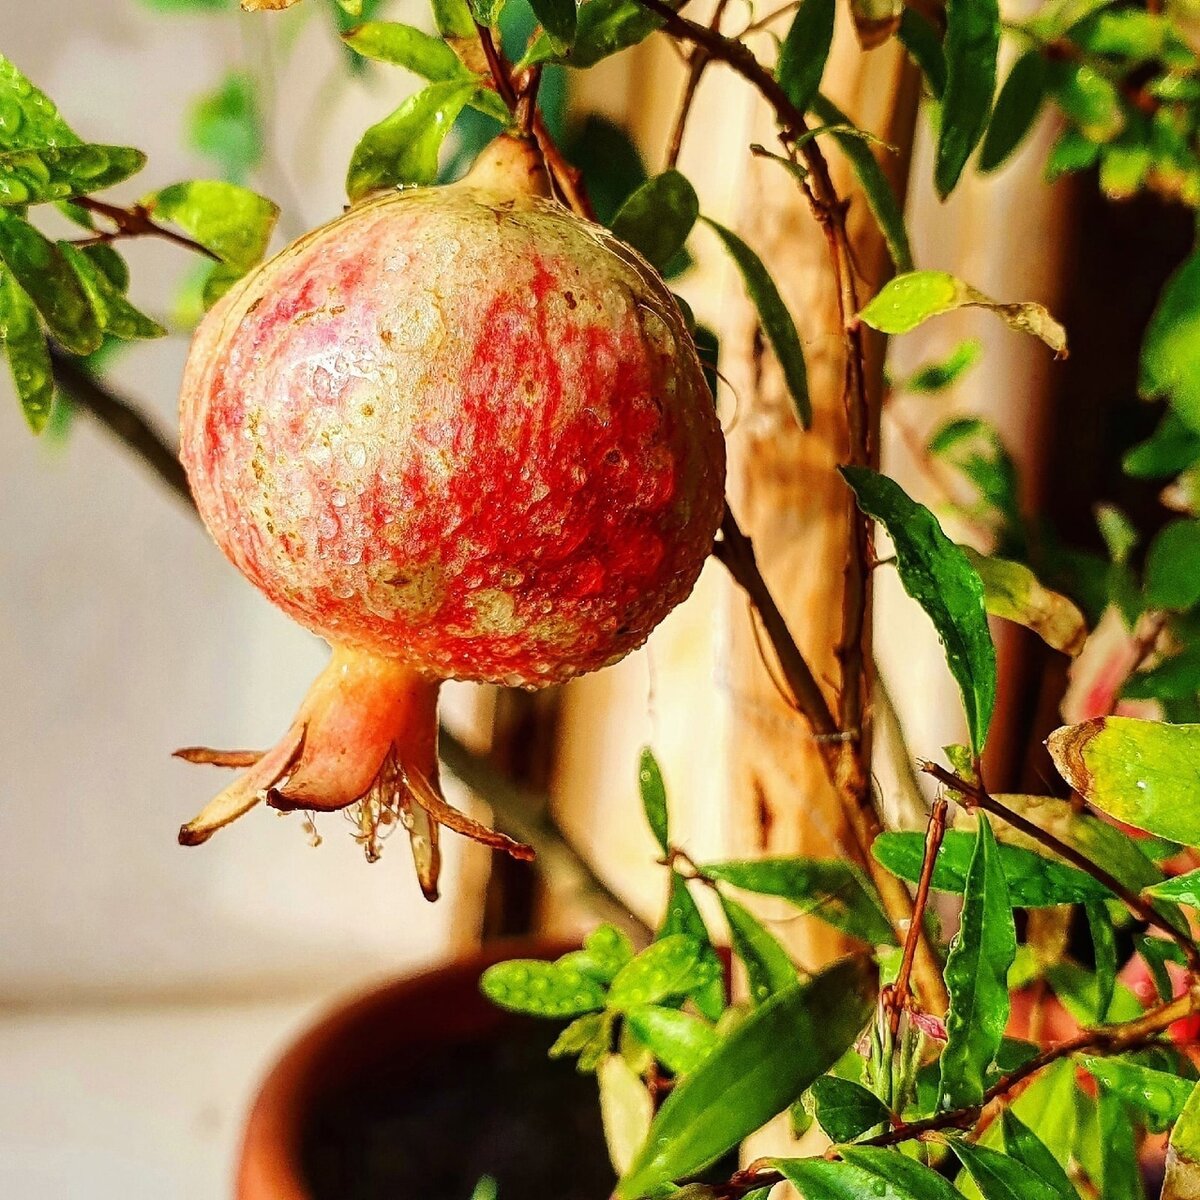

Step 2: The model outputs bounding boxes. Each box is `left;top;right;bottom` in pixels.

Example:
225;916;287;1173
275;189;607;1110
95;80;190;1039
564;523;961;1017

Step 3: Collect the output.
962;547;1087;655
1141;243;1200;433
1000;1110;1078;1200
480;957;607;1016
1164;1080;1200;1200
939;816;1017;1110
703;216;809;427
807;1076;889;1143
1085;900;1117;1021
842;466;996;754
718;894;797;1004
873;828;1112;907
529;0;578;52
611;171;698;275
598;1053;654;1176
0;54;80;153
659;874;725;1021
900;338;981;393
0;265;53;431
346;80;478;201
948;1138;1066;1200
935;0;1000;197
615;956;877;1199
607;935;717;1012
58;242;165;341
776;0;835;116
635;746;670;857
626;1005;719;1076
1048;717;1200;846
980;52;1049;174
896;9;946;99
1125;409;1200;479
0;144;146;207
145;180;277;271
859;270;1067;355
839;1147;961;1200
189;71;262;184
1082;1057;1195;1133
1145;519;1200;610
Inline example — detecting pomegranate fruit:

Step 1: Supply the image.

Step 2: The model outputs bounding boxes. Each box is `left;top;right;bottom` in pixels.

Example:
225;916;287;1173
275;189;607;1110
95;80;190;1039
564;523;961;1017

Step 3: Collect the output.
175;135;725;898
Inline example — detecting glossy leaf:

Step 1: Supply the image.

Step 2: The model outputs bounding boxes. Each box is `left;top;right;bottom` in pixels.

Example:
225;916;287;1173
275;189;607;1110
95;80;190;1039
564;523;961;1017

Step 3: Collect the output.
0;144;145;207
839;1147;960;1200
935;0;999;197
525;0;665;69
949;1138;1065;1200
530;0;578;52
560;923;635;983
1001;1110;1078;1200
599;1053;653;1175
843;466;996;754
701;857;894;946
0;265;53;431
1086;900;1117;1021
773;1157;945;1199
615;956;876;1199
659;874;725;1021
703;216;809;427
859;270;1067;355
897;9;946;99
1141;242;1200;433
607;935;716;1012
980;52;1049;174
1096;1088;1142;1200
873;828;1111;906
0;54;79;153
776;0;835;115
939;817;1016;1110
1146;519;1200;610
636;746;670;857
807;1076;889;1143
626;1006;718;1076
146;180;277;270
59;242;165;341
481;958;607;1016
344;21;468;76
719;894;796;1004
1048;717;1200;846
611;171;698;274
1146;868;1200;908
901;338;981;393
1083;1057;1194;1133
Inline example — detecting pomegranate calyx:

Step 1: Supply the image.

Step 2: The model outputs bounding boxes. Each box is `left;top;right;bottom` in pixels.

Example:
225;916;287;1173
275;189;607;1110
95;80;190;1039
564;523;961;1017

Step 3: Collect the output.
454;133;552;201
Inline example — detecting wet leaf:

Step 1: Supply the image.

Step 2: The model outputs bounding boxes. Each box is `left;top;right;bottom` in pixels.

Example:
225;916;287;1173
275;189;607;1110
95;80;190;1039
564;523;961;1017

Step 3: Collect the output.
718;893;797;1004
530;0;578;51
611;171;698;274
873;828;1111;906
843;466;996;754
1141;239;1200;431
615;956;877;1199
773;1156;946;1199
859;270;1067;355
939;817;1016;1110
1000;1110;1078;1200
949;1138;1065;1200
1086;900;1117;1021
703;216;808;427
807;1076;889;1143
608;935;716;1011
626;1006;718;1075
980;51;1049;174
776;0;835;116
0;54;80;153
935;0;999;197
1096;1087;1143;1200
0;264;53;431
1164;1080;1200;1200
900;338;982;393
189;71;262;184
1145;867;1200;908
1048;716;1200;845
145;179;277;270
560;923;635;983
839;1147;961;1200
0;144;145;207
480;958;607;1016
897;10;946;99
659;874;725;1021
637;746;670;857
59;242;165;341
599;1053;654;1175
1083;1056;1194;1133
1146;519;1200;610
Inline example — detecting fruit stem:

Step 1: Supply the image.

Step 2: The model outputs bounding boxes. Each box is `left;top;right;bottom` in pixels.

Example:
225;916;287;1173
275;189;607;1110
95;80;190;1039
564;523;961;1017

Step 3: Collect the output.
458;134;552;201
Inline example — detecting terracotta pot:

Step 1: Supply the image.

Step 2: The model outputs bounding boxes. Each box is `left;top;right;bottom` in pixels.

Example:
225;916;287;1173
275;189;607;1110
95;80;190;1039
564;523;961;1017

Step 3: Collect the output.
237;936;575;1200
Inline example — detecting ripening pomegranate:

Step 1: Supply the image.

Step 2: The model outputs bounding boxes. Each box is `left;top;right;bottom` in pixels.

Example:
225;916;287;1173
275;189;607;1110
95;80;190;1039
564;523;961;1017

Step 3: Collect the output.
175;135;725;898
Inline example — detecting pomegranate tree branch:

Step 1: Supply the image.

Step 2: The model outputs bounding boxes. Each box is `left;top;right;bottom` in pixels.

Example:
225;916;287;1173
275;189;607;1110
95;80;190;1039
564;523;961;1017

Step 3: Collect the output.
664;0;732;171
73;196;220;261
921;762;1200;969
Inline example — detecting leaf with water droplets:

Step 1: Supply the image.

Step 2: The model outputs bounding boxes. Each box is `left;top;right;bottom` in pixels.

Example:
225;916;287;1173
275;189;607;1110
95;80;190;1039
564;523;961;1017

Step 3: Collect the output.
774;1155;952;1199
1165;1080;1200;1200
948;1139;1065;1200
480;957;607;1017
718;894;797;1005
0;144;146;207
839;1147;961;1200
0;54;80;153
659;873;725;1020
807;1076;889;1143
999;1110;1077;1200
559;923;635;983
144;179;278;271
637;745;670;856
0;264;53;432
607;934;717;1011
1082;1057;1195;1133
59;242;165;341
626;1005;718;1076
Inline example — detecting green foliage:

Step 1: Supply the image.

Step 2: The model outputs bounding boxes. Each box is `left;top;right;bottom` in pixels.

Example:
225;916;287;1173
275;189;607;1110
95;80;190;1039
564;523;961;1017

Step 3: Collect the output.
659;873;726;1021
1146;867;1200;908
776;0;835;116
935;0;999;197
1000;1110;1078;1200
607;935;719;1011
928;417;1022;549
481;957;608;1016
963;548;1086;655
980;52;1049;174
189;72;262;183
1083;1056;1195;1132
898;338;982;394
839;1148;960;1200
1142;241;1200;431
806;1076;889;1143
637;746;670;857
0;264;52;430
949;1138;1065;1200
717;893;796;1004
843;466;996;754
896;10;946;99
773;1156;947;1199
523;0;669;69
611;171;698;274
1146;519;1200;610
1124;410;1200;479
529;0;578;54
625;1006;718;1075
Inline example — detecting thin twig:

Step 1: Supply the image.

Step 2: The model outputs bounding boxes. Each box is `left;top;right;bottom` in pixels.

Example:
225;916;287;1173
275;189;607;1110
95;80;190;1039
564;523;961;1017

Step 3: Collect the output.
73;196;220;261
664;0;731;170
475;22;518;110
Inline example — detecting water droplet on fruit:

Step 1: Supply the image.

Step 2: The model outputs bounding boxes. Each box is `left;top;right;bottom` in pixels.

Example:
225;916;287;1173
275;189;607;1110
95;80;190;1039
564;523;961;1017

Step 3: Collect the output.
345;442;367;468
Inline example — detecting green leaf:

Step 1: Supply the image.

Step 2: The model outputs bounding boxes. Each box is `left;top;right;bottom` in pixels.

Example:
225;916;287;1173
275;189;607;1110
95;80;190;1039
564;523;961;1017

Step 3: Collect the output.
433;0;477;37
0;265;53;431
842;466;996;754
346;80;477;201
1045;127;1101;183
1000;1110;1078;1200
928;417;1021;542
0;211;100;354
599;1053;654;1176
1085;900;1117;1021
776;0;835;116
480;958;607;1016
1096;504;1138;565
935;0;999;197
1137;933;1186;1001
1146;520;1200;610
344;20;473;77
1096;1088;1144;1200
807;1076;889;1143
549;1011;608;1063
859;270;1067;355
1083;1056;1195;1133
1048;717;1200;846
1146;868;1200;908
702;216;809;427
939;816;1016;1110
873;829;1111;906
145;180;278;270
525;0;665;68
626;1006;718;1075
810;93;912;273
839;1147;961;1200
1051;62;1124;143
530;0;578;52
1165;1081;1200;1200
897;9;946;100
979;51;1049;174
701;857;895;946
1141;243;1200;433
58;242;164;341
962;547;1087;655
949;1138;1066;1200
637;746;670;857
615;956;877;1199
901;338;982;393
718;894;797;1004
607;935;717;1012
660;874;725;1021
189;71;262;184
560;923;635;983
611;171;698;275
0;144;145;207
773;1157;946;1199
1124;410;1200;479
0;54;80;153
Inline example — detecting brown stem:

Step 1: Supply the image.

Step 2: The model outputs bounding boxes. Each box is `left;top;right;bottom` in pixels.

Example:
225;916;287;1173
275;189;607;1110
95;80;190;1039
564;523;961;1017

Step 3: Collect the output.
664;0;731;171
921;762;1200;970
475;22;518;110
515;64;543;136
74;196;220;261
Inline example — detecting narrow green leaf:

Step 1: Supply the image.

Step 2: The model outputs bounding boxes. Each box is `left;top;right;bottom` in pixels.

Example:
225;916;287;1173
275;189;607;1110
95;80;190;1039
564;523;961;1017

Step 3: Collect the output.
344;20;472;77
345;80;476;201
776;0;835;115
608;935;717;1012
0;54;80;152
1048;716;1200;846
1000;1110;1078;1200
840;1147;961;1200
549;1011;608;1062
928;416;1021;542
1123;410;1200;479
1096;1088;1144;1200
1146;519;1200;610
637;746;670;857
939;817;1017;1110
530;0;578;51
701;857;895;945
980;52;1049;174
810;93;912;273
1146;868;1200;908
935;0;1000;197
842;466;996;754
1083;1057;1194;1132
611;171;698;274
703;216;809;427
0;211;100;354
900;338;982;393
626;1005;718;1076
480;958;607;1017
615;956;877;1199
660;873;726;1021
773;1157;942;1199
145;180;277;270
1141;243;1200;433
949;1138;1065;1200
432;0;478;38
873;829;1111;906
859;270;1067;355
1137;935;1187;1001
59;242;165;341
1085;900;1117;1021
807;1076;889;1143
718;893;797;1004
0;265;53;431
1165;1081;1200;1200
0;144;145;207
897;10;946;100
